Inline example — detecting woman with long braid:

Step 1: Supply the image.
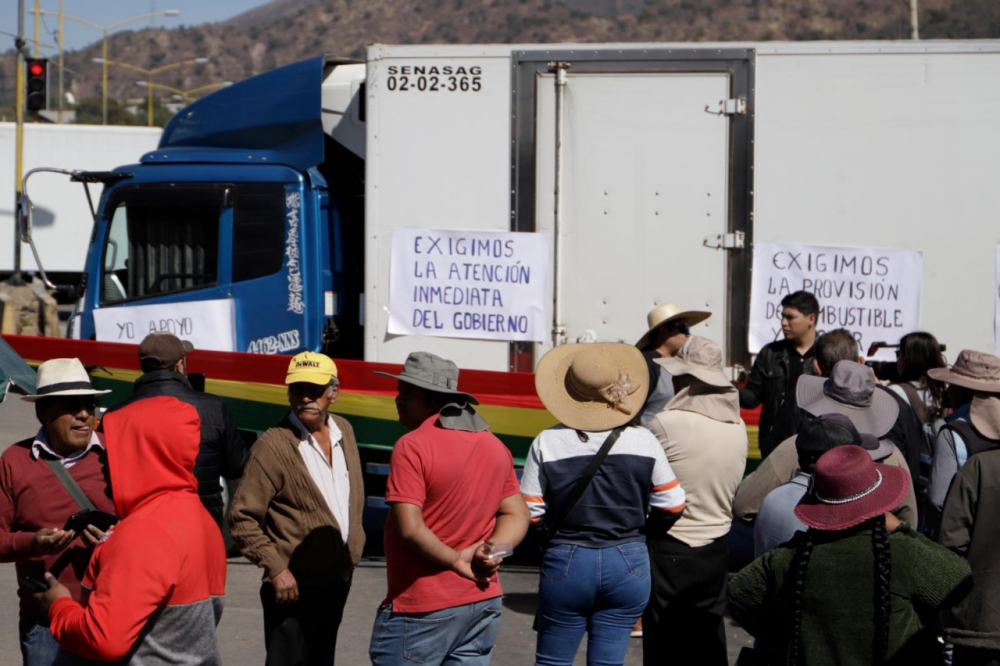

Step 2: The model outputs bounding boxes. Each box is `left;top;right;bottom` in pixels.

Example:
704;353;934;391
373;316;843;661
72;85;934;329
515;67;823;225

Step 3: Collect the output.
729;444;971;665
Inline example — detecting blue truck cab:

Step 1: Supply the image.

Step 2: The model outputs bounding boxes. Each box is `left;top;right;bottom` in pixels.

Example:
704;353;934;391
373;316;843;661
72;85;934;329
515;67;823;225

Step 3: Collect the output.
74;56;366;357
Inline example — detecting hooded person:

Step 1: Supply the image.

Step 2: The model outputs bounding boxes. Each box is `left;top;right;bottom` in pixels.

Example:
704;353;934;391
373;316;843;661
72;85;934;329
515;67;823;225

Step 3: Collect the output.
926;350;1000;531
643;335;748;666
521;343;686;665
729;445;972;666
37;395;227;664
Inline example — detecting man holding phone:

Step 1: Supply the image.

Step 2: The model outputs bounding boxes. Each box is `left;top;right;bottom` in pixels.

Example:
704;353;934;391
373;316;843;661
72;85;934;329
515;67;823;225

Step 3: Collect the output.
0;358;114;665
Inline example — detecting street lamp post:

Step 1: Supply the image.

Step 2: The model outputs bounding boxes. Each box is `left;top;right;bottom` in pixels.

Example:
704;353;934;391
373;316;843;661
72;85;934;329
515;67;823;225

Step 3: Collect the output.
136;80;232;115
39;9;180;125
95;57;209;126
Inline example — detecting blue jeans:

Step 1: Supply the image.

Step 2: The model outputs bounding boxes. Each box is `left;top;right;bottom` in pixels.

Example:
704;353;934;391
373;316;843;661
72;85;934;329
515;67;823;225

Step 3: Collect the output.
19;621;92;666
535;543;651;666
369;597;503;665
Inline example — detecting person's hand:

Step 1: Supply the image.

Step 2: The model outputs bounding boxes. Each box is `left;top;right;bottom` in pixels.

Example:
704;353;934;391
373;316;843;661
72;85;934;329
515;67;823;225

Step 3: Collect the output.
34;572;71;615
452;542;486;582
733;370;749;389
32;529;75;555
80;525;106;549
271;569;299;605
883;512;902;533
472;542;502;580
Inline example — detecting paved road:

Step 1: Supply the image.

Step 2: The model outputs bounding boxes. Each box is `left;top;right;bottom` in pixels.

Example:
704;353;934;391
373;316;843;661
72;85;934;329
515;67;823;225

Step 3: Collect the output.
0;395;753;664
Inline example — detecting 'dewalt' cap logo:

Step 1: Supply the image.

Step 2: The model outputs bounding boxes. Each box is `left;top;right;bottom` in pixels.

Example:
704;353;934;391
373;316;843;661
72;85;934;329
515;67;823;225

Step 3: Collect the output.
296;361;321;368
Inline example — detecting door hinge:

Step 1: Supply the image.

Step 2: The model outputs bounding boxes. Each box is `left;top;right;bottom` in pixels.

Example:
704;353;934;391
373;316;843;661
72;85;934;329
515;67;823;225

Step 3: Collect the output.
704;97;747;116
703;231;745;250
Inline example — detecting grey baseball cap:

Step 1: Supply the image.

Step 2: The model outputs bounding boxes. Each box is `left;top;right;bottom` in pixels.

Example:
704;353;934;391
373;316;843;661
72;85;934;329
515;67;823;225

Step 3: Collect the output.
375;352;479;404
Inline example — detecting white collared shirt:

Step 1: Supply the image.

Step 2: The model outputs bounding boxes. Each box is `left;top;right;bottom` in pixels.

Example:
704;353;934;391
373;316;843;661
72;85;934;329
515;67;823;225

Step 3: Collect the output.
289;412;351;543
30;428;103;468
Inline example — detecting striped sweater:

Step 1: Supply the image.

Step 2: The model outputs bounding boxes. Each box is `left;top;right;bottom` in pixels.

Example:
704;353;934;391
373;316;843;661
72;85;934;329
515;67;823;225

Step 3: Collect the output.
520;425;686;546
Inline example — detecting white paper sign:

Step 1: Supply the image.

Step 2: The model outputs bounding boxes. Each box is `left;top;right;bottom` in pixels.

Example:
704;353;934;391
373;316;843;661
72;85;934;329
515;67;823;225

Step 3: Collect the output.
94;299;237;352
387;228;549;342
995;243;1000;355
749;243;923;361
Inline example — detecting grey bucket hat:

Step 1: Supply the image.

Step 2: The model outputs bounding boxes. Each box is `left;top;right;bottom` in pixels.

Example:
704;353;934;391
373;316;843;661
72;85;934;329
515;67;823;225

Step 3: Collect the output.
796;360;899;438
375;352;479;404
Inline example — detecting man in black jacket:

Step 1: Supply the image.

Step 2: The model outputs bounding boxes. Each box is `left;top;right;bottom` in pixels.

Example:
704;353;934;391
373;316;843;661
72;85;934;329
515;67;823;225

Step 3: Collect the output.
107;331;247;528
738;290;819;458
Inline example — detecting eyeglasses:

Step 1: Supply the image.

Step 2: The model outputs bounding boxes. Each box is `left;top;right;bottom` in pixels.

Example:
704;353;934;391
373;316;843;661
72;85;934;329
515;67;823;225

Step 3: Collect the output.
48;396;98;413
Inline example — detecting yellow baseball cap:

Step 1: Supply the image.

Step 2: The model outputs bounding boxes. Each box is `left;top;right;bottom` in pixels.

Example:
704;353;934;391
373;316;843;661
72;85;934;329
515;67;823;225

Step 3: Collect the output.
285;352;338;385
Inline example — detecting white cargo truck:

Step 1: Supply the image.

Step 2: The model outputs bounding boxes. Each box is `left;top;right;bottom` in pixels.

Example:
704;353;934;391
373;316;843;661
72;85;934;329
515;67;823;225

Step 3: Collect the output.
360;41;1000;371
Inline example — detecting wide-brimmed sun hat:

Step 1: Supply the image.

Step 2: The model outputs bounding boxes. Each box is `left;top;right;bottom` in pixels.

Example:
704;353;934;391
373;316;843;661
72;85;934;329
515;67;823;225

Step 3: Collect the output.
795;445;910;530
927;349;1000;393
21;358;111;402
536;343;649;431
636;302;711;351
375;352;478;404
796;360;898;437
657;335;731;388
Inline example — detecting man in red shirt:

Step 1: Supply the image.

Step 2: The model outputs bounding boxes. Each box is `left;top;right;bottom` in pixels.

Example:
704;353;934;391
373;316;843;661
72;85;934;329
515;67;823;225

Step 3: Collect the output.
370;352;530;665
0;358;113;666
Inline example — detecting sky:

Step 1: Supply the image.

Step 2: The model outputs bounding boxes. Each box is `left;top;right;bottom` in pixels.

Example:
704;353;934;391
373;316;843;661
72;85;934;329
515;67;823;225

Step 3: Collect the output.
4;0;275;54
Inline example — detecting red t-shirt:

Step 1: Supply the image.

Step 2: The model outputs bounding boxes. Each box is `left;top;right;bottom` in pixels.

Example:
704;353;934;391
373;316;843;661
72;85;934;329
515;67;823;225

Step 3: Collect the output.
383;415;520;613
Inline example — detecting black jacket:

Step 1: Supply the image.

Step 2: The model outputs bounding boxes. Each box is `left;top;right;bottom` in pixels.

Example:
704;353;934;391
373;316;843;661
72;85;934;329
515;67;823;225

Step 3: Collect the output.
105;369;247;526
738;339;817;454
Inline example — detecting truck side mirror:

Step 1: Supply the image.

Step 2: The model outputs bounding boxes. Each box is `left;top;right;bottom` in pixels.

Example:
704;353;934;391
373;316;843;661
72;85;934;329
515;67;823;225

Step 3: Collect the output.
15;192;32;243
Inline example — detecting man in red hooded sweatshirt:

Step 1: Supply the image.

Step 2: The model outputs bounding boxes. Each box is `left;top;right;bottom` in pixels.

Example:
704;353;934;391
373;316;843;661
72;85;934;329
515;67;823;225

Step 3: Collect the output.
36;395;227;664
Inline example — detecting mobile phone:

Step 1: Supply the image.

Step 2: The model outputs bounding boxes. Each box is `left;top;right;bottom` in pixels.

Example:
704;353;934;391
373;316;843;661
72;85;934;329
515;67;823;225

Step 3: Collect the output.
63;509;118;533
20;575;49;592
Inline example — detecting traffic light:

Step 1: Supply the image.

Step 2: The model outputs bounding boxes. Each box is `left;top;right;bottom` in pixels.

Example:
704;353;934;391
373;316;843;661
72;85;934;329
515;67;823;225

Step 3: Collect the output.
25;58;48;112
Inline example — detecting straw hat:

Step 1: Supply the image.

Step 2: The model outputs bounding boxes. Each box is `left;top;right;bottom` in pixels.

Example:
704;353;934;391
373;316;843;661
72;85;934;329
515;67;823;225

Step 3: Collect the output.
535;343;649;431
636;302;711;351
796;361;899;438
927;349;1000;393
657;335;731;388
21;358;111;402
794;445;910;531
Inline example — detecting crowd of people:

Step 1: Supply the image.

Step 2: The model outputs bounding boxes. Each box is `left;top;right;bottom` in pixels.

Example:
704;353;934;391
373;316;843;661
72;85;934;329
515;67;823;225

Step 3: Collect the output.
0;287;998;666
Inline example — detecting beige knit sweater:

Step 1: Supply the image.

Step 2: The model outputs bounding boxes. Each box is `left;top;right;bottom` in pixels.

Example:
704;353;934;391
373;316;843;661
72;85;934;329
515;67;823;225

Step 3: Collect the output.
229;413;365;586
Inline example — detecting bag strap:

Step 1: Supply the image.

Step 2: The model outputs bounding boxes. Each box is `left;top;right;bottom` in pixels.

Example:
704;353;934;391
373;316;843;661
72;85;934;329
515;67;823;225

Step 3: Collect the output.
45;459;97;512
544;426;624;544
898;383;929;425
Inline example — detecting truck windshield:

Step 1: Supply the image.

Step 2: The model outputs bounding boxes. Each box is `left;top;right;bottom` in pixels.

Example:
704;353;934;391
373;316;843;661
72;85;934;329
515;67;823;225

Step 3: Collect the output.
100;185;225;305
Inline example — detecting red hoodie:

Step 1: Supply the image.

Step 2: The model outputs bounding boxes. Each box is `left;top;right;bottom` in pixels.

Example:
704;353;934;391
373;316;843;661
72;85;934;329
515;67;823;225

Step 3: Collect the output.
49;396;227;664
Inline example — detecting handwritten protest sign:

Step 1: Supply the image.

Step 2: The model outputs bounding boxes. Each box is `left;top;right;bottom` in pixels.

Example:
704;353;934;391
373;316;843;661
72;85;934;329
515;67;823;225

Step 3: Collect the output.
94;298;236;352
387;228;549;342
749;243;922;360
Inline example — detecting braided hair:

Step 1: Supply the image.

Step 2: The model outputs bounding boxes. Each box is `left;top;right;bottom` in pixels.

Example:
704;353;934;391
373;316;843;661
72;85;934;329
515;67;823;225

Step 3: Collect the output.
789;517;893;666
871;515;892;664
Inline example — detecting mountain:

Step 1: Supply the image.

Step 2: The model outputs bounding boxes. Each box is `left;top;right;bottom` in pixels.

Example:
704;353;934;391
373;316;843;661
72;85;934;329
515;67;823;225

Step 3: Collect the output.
2;0;999;118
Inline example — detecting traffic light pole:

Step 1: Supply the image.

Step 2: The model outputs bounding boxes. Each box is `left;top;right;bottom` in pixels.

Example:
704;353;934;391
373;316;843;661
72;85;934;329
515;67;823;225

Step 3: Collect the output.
11;0;27;285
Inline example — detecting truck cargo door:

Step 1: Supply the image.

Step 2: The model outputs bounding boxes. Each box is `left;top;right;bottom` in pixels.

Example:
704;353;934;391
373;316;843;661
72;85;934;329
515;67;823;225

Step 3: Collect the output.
512;50;753;368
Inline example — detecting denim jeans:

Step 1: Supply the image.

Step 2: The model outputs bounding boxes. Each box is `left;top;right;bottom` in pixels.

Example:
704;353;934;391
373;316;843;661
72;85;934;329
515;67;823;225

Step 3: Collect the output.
535;543;651;666
19;620;92;666
369;596;503;665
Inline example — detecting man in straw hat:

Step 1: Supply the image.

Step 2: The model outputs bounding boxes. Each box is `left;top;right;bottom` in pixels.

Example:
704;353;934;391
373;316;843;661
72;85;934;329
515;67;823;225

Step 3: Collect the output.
0;358;114;664
644;336;748;666
635;302;711;426
738;290;821;451
733;359;918;526
370;352;529;665
230;351;365;666
729;445;970;665
926;349;1000;530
